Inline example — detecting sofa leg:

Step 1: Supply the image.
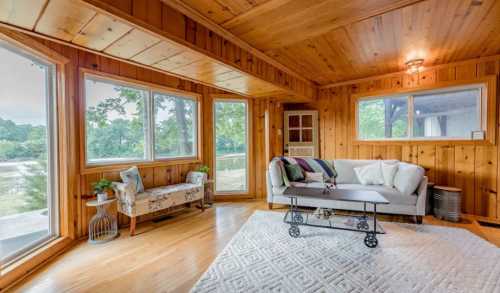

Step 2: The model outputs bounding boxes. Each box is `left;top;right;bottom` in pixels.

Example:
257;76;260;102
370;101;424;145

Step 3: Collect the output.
130;216;137;236
415;216;423;224
268;203;273;210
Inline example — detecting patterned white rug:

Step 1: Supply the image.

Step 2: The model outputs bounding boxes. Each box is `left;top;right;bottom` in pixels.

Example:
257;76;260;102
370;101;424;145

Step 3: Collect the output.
191;211;500;293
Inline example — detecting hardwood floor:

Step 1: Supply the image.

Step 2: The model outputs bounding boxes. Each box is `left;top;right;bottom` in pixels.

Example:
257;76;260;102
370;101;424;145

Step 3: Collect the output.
7;200;500;293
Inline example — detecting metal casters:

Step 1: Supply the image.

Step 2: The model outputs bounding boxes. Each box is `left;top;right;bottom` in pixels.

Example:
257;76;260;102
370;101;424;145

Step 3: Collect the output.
289;225;300;238
357;220;369;230
364;232;378;248
293;213;304;224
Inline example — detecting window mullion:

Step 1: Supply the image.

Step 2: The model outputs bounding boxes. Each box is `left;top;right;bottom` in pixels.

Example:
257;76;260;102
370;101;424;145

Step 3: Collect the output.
408;95;414;139
147;90;155;161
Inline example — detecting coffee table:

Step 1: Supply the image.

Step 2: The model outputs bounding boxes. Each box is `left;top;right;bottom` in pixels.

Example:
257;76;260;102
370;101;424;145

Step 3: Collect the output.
283;186;390;248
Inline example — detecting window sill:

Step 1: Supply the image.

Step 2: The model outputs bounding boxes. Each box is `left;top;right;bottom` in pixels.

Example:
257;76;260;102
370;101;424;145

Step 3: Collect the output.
81;157;202;174
0;236;74;291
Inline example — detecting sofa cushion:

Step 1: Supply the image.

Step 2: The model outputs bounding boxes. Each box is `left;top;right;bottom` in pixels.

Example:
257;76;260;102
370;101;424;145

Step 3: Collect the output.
337;184;417;206
279;157;337;182
381;162;398;187
334;160;398;184
354;162;385;185
394;162;425;196
285;164;304;181
305;172;324;183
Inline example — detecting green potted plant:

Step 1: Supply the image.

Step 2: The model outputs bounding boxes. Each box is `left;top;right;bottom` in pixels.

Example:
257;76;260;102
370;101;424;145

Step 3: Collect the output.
198;165;210;174
92;178;113;202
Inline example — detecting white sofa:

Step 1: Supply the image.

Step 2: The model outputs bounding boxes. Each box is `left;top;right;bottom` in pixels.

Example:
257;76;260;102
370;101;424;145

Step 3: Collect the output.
267;159;428;223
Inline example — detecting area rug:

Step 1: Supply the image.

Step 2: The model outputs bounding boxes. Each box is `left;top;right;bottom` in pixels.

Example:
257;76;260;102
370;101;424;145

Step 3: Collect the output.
191;211;500;293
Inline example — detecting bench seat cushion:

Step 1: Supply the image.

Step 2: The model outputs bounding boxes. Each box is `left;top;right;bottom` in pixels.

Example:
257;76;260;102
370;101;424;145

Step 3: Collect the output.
118;183;203;217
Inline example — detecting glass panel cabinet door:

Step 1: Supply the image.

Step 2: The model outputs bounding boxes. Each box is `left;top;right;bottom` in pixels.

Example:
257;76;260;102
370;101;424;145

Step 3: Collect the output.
284;111;318;157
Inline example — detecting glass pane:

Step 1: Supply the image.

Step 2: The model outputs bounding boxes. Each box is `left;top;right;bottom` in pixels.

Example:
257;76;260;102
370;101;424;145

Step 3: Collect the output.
358;97;408;139
85;78;148;163
289;129;300;142
288;115;300;128
0;42;55;263
413;89;480;139
154;93;197;158
215;101;247;192
302;129;313;142
302;115;313;127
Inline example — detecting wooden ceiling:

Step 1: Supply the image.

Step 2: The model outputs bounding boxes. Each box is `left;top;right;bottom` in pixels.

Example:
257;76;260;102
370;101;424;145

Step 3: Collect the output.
177;0;500;85
0;0;315;100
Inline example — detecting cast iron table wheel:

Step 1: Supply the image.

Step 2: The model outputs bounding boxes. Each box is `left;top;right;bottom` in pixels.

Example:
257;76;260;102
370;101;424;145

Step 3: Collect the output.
364;232;378;248
289;225;300;238
293;213;304;224
357;220;369;230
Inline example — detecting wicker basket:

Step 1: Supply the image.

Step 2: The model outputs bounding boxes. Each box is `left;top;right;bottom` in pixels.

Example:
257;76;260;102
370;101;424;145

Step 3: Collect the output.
433;186;462;222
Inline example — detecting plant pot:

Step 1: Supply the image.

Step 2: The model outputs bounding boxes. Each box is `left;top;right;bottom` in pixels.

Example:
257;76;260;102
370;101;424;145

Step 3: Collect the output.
97;192;108;202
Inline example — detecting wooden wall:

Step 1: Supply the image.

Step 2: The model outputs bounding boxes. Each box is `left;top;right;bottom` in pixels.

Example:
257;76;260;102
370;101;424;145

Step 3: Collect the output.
285;56;500;219
13;31;277;238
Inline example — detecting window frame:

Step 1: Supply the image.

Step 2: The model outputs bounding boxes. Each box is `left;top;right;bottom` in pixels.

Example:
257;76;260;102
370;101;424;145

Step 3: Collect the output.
80;69;202;173
352;76;497;145
212;97;251;196
0;40;60;266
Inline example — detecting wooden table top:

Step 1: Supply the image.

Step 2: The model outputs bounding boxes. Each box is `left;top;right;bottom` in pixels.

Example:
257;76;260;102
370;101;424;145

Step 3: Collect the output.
283;187;390;204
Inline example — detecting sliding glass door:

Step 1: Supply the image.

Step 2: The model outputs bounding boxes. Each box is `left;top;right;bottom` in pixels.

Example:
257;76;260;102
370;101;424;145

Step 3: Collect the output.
214;100;248;193
0;41;58;265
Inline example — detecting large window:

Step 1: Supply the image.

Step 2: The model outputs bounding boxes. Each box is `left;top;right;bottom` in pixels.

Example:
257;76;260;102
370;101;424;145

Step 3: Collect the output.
214;100;248;193
84;73;199;165
154;93;197;159
0;41;58;265
357;85;485;141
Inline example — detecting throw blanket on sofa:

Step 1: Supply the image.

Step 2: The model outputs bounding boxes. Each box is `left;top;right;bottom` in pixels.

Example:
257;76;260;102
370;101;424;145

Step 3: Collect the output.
279;157;337;181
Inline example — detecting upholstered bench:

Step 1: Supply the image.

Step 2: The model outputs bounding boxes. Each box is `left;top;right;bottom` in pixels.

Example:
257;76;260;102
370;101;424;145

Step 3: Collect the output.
113;171;206;236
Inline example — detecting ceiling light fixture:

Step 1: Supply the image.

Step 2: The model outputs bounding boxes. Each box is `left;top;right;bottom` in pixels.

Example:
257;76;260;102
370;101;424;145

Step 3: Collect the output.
405;58;424;74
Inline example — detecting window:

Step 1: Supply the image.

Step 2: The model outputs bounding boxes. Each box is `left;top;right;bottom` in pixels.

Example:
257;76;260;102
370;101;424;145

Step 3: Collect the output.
154;93;197;159
214;100;248;193
0;41;58;264
83;73;199;165
85;77;149;164
356;85;485;141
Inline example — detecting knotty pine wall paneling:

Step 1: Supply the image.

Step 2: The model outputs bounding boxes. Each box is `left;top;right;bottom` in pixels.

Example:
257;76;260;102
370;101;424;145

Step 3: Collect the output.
284;56;500;219
22;32;276;238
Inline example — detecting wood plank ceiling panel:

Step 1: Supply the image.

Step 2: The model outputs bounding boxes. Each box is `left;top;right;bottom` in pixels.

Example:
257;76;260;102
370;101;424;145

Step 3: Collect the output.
0;0;311;98
266;0;500;84
0;0;48;30
36;0;97;41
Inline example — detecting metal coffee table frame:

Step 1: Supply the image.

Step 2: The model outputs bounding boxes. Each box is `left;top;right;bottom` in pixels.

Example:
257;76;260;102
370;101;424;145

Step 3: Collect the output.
283;188;389;248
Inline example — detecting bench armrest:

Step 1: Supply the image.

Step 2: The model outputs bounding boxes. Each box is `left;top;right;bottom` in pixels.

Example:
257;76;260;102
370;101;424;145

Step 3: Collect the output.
112;182;136;205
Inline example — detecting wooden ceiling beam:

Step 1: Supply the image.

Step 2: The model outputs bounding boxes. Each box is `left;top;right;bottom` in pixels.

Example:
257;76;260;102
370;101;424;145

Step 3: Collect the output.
160;0;313;86
77;0;316;101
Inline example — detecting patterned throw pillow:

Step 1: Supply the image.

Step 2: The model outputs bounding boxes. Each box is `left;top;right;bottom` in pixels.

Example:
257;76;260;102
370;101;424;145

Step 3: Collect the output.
285;164;304;181
120;166;144;193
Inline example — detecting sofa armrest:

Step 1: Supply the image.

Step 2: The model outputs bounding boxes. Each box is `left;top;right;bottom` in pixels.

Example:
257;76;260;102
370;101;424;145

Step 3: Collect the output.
415;176;428;216
112;182;136;205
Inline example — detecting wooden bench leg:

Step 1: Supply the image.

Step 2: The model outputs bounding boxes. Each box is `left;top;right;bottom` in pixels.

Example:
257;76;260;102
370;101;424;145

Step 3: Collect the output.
268;203;273;210
130;216;136;236
200;198;205;212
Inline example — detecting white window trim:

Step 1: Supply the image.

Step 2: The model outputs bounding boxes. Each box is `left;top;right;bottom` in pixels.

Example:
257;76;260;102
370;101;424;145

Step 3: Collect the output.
356;83;487;142
82;72;200;166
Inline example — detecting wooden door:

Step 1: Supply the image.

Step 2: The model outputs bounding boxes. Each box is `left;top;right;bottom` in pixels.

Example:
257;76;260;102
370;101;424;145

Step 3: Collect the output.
284;110;319;157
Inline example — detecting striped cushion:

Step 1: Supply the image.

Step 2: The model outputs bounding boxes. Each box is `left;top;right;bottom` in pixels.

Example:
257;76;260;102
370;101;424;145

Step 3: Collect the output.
279;157;337;182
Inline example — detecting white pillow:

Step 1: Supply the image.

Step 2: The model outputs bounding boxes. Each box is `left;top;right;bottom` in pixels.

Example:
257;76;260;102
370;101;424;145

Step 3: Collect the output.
393;163;425;196
381;162;398;187
305;172;324;183
353;162;385;185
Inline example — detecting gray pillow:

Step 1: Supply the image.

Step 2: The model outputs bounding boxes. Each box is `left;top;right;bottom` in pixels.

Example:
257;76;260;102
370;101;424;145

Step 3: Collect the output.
393;163;425;196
